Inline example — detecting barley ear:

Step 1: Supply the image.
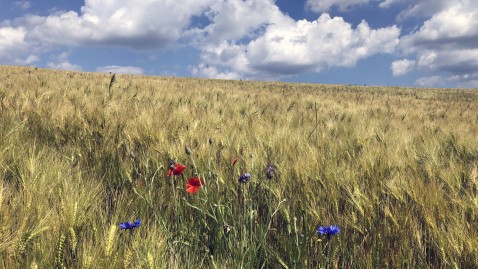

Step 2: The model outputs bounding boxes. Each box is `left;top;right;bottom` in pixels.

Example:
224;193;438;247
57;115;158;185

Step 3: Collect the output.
0;184;4;210
83;254;92;268
17;231;33;255
104;225;116;257
71;202;78;226
147;252;154;268
92;225;98;244
55;233;66;269
123;249;133;268
69;227;77;250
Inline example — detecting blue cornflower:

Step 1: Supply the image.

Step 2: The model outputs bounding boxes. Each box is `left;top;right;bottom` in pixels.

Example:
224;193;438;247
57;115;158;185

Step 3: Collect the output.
238;173;251;183
317;225;340;236
120;218;141;230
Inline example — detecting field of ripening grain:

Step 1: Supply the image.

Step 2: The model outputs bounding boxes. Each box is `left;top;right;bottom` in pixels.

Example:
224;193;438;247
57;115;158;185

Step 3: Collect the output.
1;65;478;268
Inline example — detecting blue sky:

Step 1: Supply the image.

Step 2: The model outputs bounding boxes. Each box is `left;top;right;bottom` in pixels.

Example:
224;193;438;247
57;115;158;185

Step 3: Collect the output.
1;0;477;88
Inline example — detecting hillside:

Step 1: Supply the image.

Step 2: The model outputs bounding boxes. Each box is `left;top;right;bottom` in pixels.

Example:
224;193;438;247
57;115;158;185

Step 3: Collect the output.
1;65;478;268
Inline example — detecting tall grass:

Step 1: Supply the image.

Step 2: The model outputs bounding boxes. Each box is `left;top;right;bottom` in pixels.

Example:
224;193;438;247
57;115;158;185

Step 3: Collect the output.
1;65;478;268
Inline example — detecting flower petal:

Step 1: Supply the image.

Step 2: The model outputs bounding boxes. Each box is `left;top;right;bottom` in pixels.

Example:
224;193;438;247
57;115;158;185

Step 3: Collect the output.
173;164;187;175
186;177;204;194
190;177;204;187
186;186;199;194
120;222;133;230
317;225;340;236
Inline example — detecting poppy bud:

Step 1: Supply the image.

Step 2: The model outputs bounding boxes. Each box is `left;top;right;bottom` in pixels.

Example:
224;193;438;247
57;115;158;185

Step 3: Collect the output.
168;159;177;170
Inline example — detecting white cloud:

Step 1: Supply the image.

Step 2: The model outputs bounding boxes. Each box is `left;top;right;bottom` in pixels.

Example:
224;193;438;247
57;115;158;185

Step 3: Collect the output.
449;74;478;88
391;59;415;76
305;0;449;17
455;80;478;89
195;13;400;80
416;73;478;88
47;61;82;71
188;0;285;45
0;27;26;51
403;5;478;49
46;51;82;71
306;0;371;12
378;0;401;8
29;0;214;50
376;0;452;21
0;26;38;65
190;63;240;80
415;76;444;87
418;49;478;75
96;65;144;75
2;0;415;84
14;1;31;10
397;0;478;86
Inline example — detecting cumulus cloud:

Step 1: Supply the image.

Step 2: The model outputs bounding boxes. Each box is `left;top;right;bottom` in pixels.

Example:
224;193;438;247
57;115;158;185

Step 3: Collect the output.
400;3;478;51
454;79;478;89
96;65;144;75
1;0;414;83
397;0;478;86
195;13;399;79
28;0;213;50
391;59;415;76
189;0;401;80
47;61;82;71
417;50;478;74
0;26;38;65
415;76;444;87
415;74;478;88
191;63;240;80
189;0;284;44
46;51;82;71
306;0;371;12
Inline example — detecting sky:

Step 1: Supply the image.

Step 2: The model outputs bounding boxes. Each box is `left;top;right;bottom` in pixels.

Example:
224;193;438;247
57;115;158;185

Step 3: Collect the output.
0;0;477;89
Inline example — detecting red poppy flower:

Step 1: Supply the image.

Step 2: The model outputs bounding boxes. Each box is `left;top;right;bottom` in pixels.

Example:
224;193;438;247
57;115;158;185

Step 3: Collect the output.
186;177;205;194
167;163;186;176
231;157;238;166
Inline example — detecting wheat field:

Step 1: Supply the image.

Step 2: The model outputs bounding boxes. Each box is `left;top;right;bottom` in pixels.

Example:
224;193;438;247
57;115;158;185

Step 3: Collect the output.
0;65;478;268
